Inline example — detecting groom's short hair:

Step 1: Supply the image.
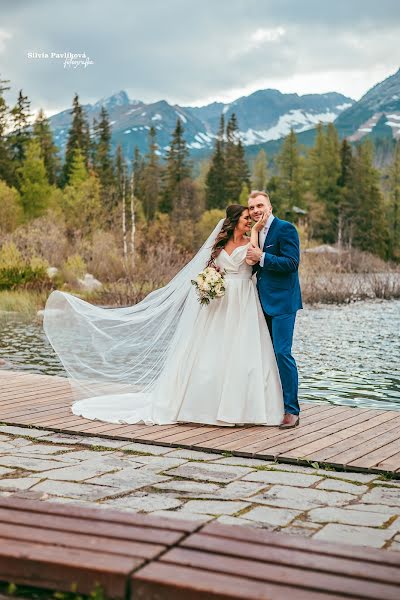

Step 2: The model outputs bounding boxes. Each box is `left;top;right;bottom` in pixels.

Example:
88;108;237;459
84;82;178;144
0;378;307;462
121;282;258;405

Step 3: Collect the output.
248;190;271;203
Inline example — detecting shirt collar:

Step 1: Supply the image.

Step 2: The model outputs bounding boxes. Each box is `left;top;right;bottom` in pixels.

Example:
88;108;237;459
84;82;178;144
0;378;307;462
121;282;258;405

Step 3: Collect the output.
264;214;275;231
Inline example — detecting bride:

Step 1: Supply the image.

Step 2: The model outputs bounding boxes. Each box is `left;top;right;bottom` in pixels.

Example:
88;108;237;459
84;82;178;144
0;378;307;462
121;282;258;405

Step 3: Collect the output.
43;204;284;427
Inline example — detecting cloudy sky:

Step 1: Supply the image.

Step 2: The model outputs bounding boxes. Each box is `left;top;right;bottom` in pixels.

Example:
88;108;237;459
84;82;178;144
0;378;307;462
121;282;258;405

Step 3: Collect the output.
1;0;399;116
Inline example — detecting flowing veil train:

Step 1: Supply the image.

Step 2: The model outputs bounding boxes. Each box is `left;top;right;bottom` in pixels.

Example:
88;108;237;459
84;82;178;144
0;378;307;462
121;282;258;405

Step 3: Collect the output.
43;219;225;424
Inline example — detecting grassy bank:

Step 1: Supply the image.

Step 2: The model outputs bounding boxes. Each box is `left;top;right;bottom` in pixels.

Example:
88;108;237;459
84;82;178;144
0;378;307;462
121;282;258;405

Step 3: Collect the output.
0;248;399;315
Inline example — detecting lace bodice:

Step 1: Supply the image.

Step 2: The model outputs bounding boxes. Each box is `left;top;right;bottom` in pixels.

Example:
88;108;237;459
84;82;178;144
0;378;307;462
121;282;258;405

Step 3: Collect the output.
215;242;252;278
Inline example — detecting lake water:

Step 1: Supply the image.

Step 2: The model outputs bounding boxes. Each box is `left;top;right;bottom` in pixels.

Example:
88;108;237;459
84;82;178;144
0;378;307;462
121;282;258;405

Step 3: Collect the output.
0;299;399;411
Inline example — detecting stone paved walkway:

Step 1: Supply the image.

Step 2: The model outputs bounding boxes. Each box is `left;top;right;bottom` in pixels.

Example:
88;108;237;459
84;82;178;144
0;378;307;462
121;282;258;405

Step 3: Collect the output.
0;424;399;551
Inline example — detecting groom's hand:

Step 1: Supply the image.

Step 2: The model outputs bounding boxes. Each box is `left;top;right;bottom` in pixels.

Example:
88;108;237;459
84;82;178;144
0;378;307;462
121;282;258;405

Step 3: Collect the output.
246;245;263;262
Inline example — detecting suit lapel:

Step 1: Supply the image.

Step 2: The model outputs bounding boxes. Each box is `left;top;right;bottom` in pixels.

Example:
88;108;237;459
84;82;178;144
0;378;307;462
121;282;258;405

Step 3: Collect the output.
263;216;279;250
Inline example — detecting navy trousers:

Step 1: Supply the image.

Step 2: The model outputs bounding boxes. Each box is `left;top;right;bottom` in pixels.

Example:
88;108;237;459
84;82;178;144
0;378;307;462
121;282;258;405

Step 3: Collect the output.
263;311;300;416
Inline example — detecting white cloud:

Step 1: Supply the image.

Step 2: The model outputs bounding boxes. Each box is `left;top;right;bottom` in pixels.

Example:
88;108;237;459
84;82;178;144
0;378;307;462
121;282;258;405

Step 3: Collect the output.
0;29;12;53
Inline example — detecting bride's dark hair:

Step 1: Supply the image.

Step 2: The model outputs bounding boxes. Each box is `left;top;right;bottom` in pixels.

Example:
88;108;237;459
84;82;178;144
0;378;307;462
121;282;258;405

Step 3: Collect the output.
208;204;248;265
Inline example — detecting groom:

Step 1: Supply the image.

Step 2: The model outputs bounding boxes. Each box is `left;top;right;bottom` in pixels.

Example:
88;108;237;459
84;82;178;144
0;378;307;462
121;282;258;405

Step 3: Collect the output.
247;191;302;428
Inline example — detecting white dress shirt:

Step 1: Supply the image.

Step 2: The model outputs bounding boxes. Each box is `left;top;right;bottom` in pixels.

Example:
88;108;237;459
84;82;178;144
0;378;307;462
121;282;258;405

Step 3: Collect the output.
259;214;275;267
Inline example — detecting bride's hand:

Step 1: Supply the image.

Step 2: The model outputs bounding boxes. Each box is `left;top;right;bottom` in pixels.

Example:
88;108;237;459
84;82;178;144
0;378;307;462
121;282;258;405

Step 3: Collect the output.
253;210;269;232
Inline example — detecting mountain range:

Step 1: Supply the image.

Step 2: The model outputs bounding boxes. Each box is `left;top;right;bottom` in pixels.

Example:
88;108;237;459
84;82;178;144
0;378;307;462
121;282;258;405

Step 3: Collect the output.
48;68;400;161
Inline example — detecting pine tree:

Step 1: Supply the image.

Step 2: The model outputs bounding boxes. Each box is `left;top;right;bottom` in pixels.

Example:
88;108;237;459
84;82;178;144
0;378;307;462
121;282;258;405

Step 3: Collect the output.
206;137;225;209
132;146;145;201
62;148;102;237
275;129;304;217
142;126;160;219
348;140;388;257
337;138;354;248
18;138;52;219
10;89;32;165
388;140;400;260
0;76;15;186
61;94;90;186
160;118;192;213
251;149;269;191
32;109;60;185
306;123;341;241
92;106;114;191
224;113;250;202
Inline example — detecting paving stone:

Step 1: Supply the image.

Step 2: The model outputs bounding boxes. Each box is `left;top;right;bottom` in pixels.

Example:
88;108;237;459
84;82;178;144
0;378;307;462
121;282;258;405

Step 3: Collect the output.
214;480;268;500
362;486;400;507
9;444;72;455
212;457;275;468
130;456;188;471
242;506;301;527
243;470;321;487
152;480;221;496
348;503;399;515
40;433;93;445
150;509;213;523
78;437;135;449
104;492;182;512
316;479;368;495
313;523;395;548
279;526;317;538
371;480;400;489
8;438;33;447
216;515;263;528
0;478;42;490
87;468;169;490
119;443;172;455
31;458;132;482
317;471;377;484
388;540;400;551
388;517;400;533
0;466;15;477
164;449;220;461
0;442;19;451
308;507;393;527
0;426;50;438
0;456;73;472
264;463;319;474
289;520;321;530
182;500;248;516
60;450;118;461
31;479;120;501
165;462;254;483
251;486;354;510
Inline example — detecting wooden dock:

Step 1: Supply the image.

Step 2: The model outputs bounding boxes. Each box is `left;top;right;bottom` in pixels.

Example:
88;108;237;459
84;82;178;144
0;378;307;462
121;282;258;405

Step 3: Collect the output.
0;370;399;475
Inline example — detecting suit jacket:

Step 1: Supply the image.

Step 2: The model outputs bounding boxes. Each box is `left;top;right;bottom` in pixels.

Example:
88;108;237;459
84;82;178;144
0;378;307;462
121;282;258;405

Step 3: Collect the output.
254;216;303;317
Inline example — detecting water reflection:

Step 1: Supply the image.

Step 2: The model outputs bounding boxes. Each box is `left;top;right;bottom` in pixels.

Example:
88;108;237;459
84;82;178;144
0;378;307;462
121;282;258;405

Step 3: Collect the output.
0;299;399;411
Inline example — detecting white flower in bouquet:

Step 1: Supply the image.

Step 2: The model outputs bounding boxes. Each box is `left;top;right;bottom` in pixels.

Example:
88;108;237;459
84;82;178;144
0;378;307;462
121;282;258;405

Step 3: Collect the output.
191;263;226;306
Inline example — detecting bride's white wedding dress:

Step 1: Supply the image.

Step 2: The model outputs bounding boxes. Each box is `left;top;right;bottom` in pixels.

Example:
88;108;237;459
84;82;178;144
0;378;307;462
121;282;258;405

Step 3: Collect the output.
43;222;284;427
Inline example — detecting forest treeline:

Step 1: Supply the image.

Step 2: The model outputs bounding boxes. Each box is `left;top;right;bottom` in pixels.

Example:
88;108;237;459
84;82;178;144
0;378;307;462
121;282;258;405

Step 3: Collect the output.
0;76;399;299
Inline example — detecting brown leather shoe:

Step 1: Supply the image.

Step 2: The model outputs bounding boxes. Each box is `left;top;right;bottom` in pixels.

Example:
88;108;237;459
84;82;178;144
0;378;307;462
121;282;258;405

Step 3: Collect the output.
279;413;300;429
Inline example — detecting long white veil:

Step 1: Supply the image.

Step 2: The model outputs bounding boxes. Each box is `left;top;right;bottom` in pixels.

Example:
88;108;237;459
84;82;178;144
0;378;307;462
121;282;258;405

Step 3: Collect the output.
43;218;224;424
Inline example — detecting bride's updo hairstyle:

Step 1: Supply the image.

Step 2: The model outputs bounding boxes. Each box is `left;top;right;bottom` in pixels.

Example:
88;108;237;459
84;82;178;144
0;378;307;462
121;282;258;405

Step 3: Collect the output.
208;204;247;265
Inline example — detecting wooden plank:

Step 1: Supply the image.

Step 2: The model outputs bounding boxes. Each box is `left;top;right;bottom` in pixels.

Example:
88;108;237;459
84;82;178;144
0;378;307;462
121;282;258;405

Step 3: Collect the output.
322;426;400;464
230;409;378;456
159;547;400;599
173;536;400;584
0;521;165;559
206;407;359;453
290;412;398;461
349;438;400;469
256;411;394;458
199;522;400;565
131;562;353;600
0;536;142;599
298;416;400;464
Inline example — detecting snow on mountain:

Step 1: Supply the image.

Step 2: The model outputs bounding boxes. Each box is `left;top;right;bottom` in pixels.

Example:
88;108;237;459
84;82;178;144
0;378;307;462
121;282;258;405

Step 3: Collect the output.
49;88;354;158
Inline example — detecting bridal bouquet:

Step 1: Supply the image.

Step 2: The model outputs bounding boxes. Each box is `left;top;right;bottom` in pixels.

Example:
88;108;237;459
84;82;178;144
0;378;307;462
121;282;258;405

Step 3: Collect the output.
191;264;226;306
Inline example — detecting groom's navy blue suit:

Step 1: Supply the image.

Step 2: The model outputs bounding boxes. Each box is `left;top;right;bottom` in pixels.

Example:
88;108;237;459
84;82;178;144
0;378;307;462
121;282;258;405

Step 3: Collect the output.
254;216;302;416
